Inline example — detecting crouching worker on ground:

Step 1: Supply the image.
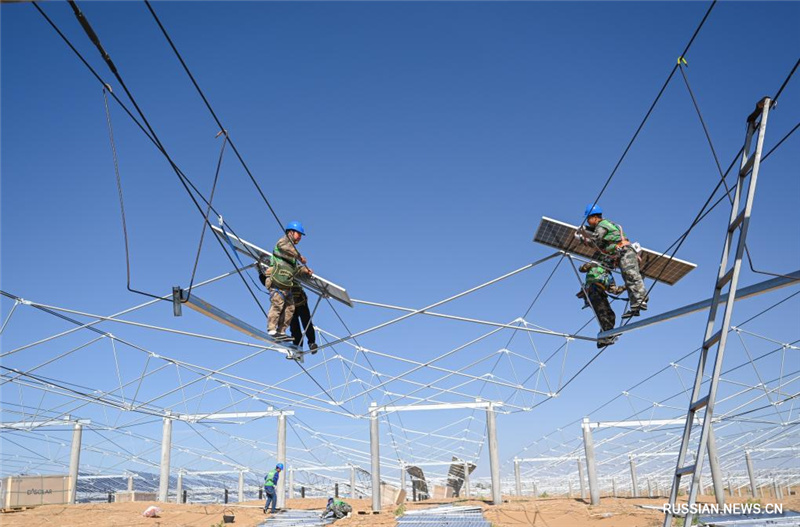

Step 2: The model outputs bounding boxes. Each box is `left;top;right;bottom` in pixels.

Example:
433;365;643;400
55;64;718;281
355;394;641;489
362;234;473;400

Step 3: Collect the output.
267;221;312;344
321;497;352;520
576;261;625;348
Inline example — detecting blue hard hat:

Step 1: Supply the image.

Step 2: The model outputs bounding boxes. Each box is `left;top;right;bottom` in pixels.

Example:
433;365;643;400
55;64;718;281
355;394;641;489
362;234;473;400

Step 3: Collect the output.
276;463;284;470
285;221;306;236
328;497;334;503
584;203;603;218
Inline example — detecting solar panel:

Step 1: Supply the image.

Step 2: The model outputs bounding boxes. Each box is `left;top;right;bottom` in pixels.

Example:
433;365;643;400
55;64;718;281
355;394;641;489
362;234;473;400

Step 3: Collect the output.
212;225;353;307
398;504;491;527
533;217;696;285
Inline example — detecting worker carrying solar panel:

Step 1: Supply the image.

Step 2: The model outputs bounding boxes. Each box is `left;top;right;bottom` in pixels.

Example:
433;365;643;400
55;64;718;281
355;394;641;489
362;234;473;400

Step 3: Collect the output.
261;221;313;343
577;261;625;347
575;204;648;319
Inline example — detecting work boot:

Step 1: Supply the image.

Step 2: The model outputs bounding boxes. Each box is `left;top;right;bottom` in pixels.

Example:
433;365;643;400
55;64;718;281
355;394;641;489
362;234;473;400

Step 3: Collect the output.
271;332;292;342
309;342;318;354
621;308;640;319
597;336;616;348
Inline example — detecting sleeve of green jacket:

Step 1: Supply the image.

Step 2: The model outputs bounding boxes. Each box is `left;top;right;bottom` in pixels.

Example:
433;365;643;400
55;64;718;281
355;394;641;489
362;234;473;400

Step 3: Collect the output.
276;236;301;262
589;223;609;249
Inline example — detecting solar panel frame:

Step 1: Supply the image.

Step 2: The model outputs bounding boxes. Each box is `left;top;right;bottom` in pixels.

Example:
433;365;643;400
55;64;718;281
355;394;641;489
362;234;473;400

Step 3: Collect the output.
533;217;696;285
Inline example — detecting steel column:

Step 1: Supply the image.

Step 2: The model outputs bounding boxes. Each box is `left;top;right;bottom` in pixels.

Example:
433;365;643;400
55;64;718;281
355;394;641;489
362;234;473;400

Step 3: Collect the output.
68;422;82;504
708;428;725;505
746;451;758;497
351;466;357;499
158;417;172;502
127;474;134;492
176;471;184;503
370;404;381;511
582;418;600;505
288;469;294;500
514;459;522;496
630;457;639;498
577;459;587;500
238;471;245;502
486;406;502;505
464;462;470;498
277;413;287;509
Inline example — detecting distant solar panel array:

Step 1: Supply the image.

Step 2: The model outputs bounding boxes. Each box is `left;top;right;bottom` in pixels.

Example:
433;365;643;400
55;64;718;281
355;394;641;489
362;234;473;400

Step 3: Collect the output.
533;217;697;285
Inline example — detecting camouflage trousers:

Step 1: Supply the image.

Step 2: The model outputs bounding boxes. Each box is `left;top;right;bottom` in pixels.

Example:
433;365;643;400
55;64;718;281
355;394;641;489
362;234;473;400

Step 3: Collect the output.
268;288;295;334
330;503;352;519
587;286;616;333
618;247;648;310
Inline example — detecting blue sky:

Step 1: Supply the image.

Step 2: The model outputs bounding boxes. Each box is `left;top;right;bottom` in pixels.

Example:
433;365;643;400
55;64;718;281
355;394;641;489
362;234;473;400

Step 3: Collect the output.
1;1;798;488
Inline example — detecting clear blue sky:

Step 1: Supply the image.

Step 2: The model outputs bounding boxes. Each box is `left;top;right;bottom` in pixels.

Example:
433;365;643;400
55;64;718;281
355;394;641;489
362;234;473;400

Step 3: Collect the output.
1;1;798;486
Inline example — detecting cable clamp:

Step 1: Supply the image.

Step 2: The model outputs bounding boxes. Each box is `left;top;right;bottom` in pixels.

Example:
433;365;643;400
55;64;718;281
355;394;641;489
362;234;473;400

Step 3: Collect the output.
218;215;224;227
677;56;688;66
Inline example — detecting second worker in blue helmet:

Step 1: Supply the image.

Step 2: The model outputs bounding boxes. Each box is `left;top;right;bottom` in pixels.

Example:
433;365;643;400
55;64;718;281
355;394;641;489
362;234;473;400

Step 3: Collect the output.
266;222;313;342
579;205;648;319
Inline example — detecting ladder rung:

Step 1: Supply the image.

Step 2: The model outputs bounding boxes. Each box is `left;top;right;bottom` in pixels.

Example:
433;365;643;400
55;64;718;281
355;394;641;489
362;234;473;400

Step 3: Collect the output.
676;464;696;476
690;396;710;412
729;210;746;232
740;155;756;177
718;267;735;289
704;329;723;350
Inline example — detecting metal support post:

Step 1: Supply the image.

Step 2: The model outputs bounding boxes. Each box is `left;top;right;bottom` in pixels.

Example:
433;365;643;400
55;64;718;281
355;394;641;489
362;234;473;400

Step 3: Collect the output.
533;481;538;498
577;459;587;500
238;471;244;503
463;462;470;498
288;469;294;500
582;418;600;505
708;428;725;505
486;406;502;505
648;477;653;498
176;471;183;504
568;478;573;498
351;466;357;499
612;477;618;498
400;464;406;494
127;474;134;492
277;413;287;509
514;459;522;496
746;451;758;497
68;422;82;504
370;403;381;511
629;457;639;498
158;417;172;502
335;483;339;498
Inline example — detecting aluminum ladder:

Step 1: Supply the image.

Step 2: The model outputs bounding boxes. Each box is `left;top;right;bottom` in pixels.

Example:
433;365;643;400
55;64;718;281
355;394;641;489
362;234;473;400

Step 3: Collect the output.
663;97;772;527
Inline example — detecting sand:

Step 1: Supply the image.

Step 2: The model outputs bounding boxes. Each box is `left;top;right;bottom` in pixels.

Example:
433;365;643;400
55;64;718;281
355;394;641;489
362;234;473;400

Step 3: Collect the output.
1;494;798;527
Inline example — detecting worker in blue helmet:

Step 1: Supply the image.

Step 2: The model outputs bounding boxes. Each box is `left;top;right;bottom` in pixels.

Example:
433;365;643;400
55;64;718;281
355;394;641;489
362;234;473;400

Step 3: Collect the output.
266;222;313;344
577;204;648;318
263;463;284;513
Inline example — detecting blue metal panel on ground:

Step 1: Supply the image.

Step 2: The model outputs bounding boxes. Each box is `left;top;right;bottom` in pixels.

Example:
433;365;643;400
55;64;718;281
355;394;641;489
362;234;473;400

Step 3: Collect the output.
258;509;334;526
398;504;491;527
